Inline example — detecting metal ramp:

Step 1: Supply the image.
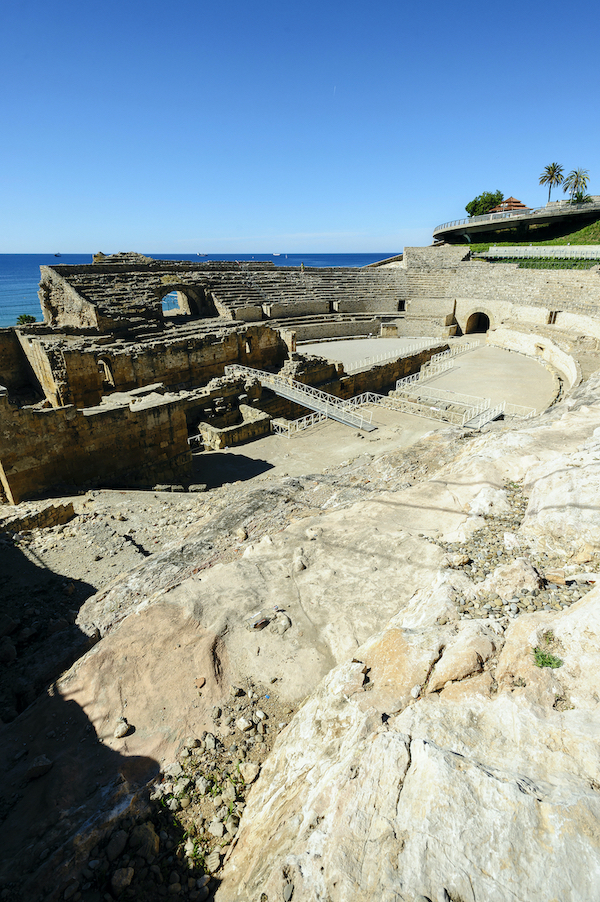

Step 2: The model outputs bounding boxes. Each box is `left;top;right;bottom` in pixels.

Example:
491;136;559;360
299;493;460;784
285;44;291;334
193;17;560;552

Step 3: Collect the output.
224;364;377;432
464;403;505;430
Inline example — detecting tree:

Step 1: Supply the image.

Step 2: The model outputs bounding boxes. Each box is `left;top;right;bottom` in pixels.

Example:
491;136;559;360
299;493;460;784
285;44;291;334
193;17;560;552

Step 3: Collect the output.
563;168;590;203
465;190;504;218
16;313;36;325
572;190;592;204
539;163;564;203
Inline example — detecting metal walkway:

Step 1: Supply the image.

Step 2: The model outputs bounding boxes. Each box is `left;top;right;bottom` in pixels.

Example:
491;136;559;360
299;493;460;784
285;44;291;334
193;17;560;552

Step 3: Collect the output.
224;364;378;432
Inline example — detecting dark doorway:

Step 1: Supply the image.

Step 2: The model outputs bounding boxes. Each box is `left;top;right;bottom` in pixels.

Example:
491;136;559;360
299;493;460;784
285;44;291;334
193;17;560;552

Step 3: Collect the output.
465;312;490;334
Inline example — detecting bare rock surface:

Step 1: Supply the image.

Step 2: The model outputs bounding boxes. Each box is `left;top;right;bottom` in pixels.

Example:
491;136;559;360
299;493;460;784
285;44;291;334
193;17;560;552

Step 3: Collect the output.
216;590;600;902
3;373;600;899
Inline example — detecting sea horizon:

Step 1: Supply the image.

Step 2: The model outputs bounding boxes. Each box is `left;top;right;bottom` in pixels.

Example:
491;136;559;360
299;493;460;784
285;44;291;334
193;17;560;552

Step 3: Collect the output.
0;252;400;328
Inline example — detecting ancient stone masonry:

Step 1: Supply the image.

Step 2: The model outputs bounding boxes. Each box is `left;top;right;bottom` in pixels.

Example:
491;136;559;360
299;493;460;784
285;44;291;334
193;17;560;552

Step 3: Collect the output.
3;246;600;503
16;321;288;409
0;386;191;504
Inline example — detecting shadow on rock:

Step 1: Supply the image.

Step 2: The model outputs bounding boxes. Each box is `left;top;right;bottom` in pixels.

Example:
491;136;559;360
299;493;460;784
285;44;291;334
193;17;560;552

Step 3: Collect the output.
0;532;98;721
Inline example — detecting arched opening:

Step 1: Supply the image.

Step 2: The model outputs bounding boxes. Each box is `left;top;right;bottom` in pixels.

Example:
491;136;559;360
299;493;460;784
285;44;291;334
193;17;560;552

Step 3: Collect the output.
97;356;115;387
161;289;201;317
159;285;216;318
465;312;490;334
162;291;181;314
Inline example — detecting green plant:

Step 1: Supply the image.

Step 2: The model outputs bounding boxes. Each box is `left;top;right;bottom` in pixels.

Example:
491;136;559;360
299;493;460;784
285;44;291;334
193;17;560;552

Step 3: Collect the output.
16;313;36;324
572;190;592;204
533;633;563;668
539;163;564;203
465;190;504;218
563;167;590;203
533;647;562;668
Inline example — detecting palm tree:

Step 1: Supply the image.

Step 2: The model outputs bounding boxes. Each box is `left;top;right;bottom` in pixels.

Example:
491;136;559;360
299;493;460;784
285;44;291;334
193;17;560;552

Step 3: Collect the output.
539;163;564;203
563;168;590;203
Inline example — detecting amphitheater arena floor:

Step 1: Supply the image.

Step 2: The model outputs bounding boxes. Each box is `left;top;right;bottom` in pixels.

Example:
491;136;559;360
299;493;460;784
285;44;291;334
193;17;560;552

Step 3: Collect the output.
194;339;557;488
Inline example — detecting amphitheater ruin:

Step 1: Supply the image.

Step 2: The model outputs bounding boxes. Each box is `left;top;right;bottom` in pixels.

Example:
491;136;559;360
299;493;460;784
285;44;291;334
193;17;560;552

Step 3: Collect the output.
6;242;600;902
1;244;600;505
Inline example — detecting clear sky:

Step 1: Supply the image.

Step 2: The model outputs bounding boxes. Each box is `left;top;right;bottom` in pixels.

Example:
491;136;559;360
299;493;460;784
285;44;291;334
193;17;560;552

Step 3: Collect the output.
1;0;598;253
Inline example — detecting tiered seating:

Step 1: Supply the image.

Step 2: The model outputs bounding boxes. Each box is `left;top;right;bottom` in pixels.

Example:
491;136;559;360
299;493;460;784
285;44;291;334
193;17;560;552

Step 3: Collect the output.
194;267;406;319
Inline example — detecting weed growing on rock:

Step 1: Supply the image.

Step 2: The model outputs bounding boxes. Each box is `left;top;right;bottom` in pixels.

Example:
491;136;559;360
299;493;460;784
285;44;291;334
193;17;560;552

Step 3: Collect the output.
533;647;563;668
533;632;563;668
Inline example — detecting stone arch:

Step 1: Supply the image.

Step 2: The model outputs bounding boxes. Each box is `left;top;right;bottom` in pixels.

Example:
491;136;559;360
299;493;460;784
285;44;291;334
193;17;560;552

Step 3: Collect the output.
158;285;217;318
97;356;115;387
465;310;491;334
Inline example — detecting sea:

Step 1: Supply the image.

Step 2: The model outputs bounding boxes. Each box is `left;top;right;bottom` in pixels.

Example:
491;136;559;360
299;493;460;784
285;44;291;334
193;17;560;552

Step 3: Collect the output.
0;252;398;328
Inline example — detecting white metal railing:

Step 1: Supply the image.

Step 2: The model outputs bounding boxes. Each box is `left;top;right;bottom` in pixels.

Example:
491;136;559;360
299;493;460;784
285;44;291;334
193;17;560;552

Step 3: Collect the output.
345;338;439;374
272;411;327;436
433;200;600;234
396;358;455;388
335;388;536;428
464;402;505;429
339;391;385;409
224;364;374;431
395;339;481;390
394;385;491;408
429;339;481;362
503;401;536;418
385;396;483;426
476;245;600;260
347;386;491;427
421;359;456;379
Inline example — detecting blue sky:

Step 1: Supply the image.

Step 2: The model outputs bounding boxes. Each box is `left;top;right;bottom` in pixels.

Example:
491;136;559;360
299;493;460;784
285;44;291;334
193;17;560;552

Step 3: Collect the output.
1;0;598;253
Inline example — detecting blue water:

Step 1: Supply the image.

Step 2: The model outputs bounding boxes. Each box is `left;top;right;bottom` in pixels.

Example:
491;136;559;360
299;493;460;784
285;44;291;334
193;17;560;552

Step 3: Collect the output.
0;252;398;328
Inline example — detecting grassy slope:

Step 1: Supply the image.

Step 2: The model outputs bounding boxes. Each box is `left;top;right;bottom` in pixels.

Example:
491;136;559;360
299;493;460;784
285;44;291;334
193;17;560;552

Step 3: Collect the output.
455;218;600;254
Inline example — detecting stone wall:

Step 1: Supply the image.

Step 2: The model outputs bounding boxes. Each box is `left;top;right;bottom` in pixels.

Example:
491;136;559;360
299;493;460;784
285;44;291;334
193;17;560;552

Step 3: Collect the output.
38;267;101;330
0;387;191;504
333;298;402;313
0;501;75;534
0;330;37;396
197;404;271;450
293;318;384;341
16;324;288;409
402;246;471;269
264;301;331;319
487;329;581;389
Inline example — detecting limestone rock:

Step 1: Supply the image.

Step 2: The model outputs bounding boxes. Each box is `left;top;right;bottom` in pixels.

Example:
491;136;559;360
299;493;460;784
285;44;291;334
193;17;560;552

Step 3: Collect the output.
111;867;134;894
113;716;131;738
239;762;260;784
128;822;159;861
477;556;541;600
426;622;499;693
215;592;600;902
26;755;53;780
236;716;253;732
521;438;600;552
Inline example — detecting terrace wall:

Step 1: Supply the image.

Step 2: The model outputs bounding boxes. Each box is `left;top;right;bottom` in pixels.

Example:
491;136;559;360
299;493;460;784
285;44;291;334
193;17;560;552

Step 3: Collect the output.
0;388;191;504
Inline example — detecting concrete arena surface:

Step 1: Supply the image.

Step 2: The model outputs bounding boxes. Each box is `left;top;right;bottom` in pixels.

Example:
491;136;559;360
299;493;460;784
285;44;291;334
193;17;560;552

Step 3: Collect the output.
197;339;556;487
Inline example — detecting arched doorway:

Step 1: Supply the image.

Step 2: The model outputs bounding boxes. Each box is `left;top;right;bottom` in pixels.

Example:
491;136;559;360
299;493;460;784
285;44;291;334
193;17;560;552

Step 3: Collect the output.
97;356;115;387
465;312;490;334
159;285;216;318
161;289;201;316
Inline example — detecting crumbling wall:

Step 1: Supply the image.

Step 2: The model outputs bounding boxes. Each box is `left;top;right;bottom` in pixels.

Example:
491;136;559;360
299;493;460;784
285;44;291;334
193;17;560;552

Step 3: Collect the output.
38;267;100;329
0;387;191;504
15;333;67;406
17;324;288;409
0;330;39;396
197;404;271;450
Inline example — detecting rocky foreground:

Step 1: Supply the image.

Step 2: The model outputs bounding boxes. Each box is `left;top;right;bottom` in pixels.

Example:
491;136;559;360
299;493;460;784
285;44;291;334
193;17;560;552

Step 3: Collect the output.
3;374;600;901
